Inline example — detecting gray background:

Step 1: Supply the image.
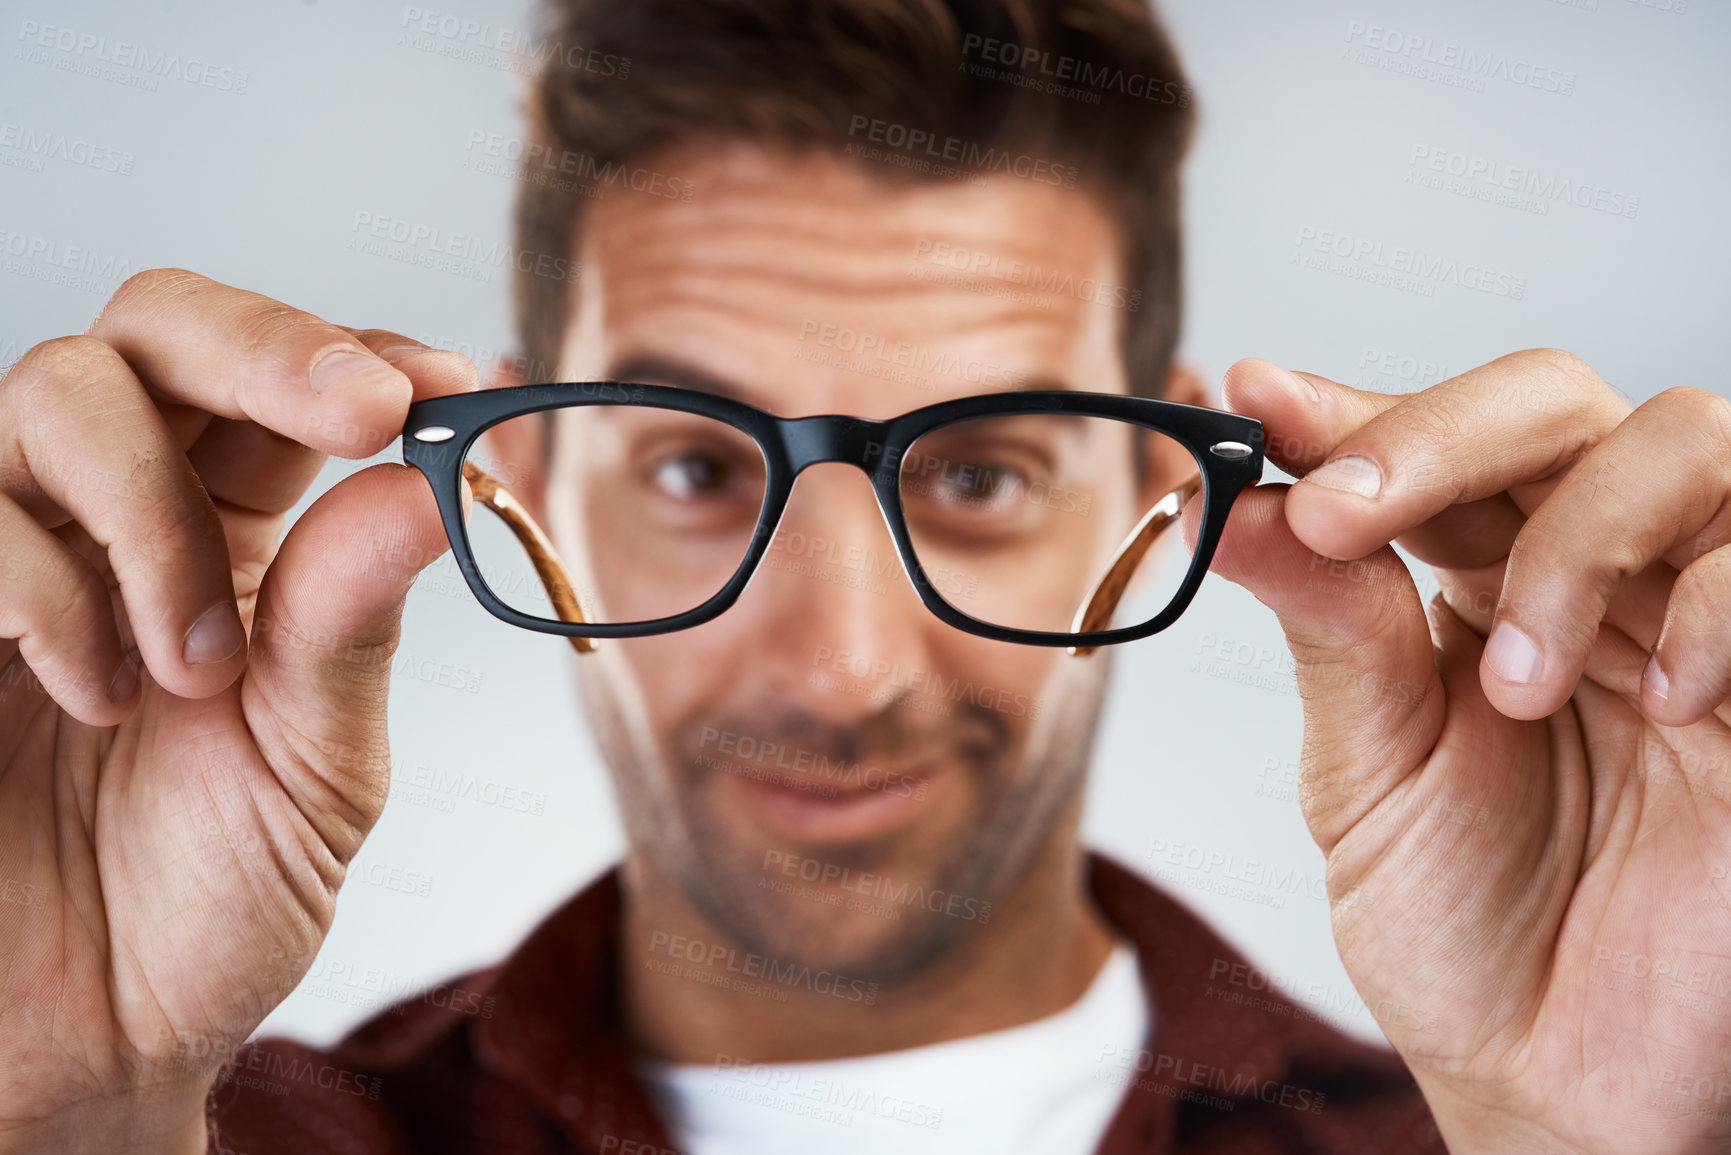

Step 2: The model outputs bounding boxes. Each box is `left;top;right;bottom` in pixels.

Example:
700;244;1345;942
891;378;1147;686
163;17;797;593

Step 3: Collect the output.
1;0;1724;1047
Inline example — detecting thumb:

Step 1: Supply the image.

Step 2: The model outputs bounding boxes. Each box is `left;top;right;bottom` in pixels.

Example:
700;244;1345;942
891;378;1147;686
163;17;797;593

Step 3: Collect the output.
1184;482;1444;852
241;462;452;856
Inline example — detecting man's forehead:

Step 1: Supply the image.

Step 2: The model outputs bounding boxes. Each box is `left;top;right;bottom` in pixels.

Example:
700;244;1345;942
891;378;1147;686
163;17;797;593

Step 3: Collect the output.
559;143;1132;418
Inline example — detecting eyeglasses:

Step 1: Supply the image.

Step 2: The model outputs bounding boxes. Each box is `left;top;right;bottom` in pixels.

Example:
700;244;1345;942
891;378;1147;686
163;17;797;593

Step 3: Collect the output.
400;382;1263;655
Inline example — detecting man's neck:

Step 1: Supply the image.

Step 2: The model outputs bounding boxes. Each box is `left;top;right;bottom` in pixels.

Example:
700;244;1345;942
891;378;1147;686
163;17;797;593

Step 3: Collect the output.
618;840;1119;1065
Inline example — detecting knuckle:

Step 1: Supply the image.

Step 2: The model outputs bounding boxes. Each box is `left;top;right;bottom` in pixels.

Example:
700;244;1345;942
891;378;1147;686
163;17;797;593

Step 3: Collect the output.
1387;409;1472;498
127;475;224;564
1510;347;1616;407
1641;387;1731;477
1409;401;1473;451
1599;529;1650;586
6;337;129;427
1508;515;1637;652
1650;385;1731;436
348;328;415;350
103;266;206;320
11;334;119;389
1519;346;1595;384
1675;545;1731;606
231;301;325;367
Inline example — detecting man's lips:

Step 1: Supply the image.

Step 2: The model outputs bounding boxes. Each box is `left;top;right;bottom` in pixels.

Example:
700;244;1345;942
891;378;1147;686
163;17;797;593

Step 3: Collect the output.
720;760;944;844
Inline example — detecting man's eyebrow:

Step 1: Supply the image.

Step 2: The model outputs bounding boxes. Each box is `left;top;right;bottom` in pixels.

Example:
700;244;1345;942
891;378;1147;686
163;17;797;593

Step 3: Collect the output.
604;354;781;412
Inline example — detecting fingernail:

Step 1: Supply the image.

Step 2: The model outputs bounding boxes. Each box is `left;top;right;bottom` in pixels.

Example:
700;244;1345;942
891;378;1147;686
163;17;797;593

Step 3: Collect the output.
376;344;430;363
310;350;385;395
1305;454;1382;499
379;346;481;388
184;602;246;665
1288;368;1322;404
1486;620;1542;685
107;652;140;703
1644;652;1670;702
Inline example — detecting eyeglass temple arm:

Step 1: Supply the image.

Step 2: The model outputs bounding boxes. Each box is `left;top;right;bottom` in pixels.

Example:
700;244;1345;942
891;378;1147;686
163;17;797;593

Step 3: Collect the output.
1066;472;1204;658
462;461;597;655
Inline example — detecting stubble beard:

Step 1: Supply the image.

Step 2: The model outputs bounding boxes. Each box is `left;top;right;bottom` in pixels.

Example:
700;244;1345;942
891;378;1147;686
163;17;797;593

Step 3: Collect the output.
584;653;1113;989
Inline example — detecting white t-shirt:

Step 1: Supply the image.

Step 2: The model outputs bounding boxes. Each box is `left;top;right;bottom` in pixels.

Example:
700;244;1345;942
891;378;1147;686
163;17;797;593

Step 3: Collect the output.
635;944;1148;1155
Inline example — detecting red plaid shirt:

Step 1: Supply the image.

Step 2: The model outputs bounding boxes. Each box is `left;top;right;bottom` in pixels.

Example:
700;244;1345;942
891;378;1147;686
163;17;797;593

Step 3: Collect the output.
208;854;1446;1154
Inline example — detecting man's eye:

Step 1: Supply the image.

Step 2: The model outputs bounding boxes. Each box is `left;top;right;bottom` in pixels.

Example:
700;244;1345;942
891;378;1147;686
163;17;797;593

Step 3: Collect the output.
936;462;1025;508
651;452;736;499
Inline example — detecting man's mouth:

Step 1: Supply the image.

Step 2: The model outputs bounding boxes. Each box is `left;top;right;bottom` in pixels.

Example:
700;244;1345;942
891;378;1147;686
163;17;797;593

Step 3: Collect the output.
720;760;942;844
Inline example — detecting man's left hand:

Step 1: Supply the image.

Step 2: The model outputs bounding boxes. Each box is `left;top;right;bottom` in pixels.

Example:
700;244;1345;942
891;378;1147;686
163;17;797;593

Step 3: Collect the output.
1201;350;1731;1155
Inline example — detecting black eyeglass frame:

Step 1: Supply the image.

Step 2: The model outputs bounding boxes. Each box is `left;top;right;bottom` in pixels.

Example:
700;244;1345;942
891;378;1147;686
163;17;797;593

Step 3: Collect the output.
401;382;1264;648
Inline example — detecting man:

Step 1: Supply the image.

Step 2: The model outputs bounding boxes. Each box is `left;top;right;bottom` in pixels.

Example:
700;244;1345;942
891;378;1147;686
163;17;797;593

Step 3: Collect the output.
1;1;1727;1153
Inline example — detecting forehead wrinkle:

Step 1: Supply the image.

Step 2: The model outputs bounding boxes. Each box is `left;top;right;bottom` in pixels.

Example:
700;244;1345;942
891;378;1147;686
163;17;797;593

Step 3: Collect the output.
568;145;1131;407
590;209;1106;306
592;208;1115;358
583;149;1122;291
602;257;1079;341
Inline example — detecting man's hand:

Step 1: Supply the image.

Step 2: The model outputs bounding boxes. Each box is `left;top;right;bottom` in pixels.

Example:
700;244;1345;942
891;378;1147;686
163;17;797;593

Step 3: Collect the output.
0;270;475;1153
1194;350;1731;1155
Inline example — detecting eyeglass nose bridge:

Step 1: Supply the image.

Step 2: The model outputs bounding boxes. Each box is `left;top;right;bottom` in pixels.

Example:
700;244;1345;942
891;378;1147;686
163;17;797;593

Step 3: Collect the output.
779;413;896;476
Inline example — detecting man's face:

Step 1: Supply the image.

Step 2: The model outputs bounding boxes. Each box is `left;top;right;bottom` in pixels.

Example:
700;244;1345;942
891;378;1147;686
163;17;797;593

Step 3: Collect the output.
492;144;1197;983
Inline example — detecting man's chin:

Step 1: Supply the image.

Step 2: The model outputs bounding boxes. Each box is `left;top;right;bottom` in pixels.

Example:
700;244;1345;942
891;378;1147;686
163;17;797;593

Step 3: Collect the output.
677;810;996;986
695;876;987;987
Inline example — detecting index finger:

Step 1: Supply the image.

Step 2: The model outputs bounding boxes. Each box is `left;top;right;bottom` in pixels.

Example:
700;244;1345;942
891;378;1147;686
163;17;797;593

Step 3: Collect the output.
88;268;416;460
1230;351;1629;564
1223;358;1520;570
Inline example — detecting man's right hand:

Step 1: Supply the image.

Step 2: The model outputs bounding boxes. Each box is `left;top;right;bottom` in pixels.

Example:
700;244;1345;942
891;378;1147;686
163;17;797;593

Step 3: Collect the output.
0;270;477;1154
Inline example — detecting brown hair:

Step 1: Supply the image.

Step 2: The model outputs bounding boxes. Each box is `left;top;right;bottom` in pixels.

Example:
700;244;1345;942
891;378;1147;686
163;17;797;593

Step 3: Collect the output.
513;0;1195;398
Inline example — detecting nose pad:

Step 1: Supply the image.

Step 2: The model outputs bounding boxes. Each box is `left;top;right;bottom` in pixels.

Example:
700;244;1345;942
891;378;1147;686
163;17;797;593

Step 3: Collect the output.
1066;472;1202;658
463;461;598;655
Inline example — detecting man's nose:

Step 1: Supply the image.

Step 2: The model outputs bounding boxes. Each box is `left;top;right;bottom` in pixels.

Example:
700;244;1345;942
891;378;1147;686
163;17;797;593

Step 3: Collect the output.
733;463;938;726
